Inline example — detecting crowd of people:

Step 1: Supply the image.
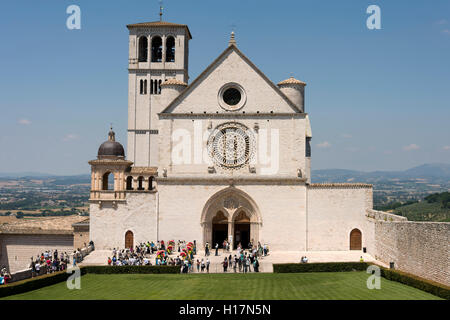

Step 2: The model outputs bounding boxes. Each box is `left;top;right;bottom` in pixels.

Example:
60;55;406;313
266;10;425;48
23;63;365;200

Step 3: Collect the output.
108;239;269;274
0;267;11;285
29;249;71;277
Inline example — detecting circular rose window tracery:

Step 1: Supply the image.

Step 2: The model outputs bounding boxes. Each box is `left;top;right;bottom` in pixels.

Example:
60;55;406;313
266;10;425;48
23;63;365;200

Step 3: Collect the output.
207;123;255;169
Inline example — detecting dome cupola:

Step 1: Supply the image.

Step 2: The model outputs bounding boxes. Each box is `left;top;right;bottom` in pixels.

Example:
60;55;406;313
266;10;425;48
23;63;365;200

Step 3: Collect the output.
97;127;125;159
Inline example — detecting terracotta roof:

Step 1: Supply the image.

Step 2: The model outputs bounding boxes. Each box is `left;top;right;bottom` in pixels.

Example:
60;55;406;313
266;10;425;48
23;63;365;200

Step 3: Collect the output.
278;76;306;86
126;21;192;39
0;215;86;235
161;78;188;86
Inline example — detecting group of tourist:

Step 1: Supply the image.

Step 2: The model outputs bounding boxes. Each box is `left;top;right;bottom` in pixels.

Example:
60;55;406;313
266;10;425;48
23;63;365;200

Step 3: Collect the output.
107;239;269;274
221;249;260;273
0;267;11;285
29;249;71;277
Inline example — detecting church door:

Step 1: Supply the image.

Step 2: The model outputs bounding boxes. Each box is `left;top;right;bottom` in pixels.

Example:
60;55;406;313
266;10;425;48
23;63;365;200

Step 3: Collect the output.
211;211;228;248
125;230;134;249
233;211;251;249
350;229;362;250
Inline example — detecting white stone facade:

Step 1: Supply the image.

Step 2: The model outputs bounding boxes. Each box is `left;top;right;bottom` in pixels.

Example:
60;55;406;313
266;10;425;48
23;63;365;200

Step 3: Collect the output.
89;21;376;255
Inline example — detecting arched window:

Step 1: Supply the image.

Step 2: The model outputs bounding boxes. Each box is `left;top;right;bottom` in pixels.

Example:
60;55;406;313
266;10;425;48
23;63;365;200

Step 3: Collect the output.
166;36;175;62
102;172;113;190
126;176;133;190
148;176;154;190
137;176;144;190
151;36;162;62
140;80;143;95
150;80;154;94
350;228;362;250
144;79;147;94
138;36;148;62
158;79;162;94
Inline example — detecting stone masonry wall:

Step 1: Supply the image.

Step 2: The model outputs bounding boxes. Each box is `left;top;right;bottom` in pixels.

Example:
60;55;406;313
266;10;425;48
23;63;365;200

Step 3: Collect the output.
375;221;450;286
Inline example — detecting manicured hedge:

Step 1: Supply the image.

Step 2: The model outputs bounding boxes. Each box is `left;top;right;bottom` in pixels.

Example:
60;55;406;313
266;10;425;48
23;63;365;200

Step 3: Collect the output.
380;267;450;300
0;265;180;298
273;262;370;273
0;270;80;298
83;265;180;274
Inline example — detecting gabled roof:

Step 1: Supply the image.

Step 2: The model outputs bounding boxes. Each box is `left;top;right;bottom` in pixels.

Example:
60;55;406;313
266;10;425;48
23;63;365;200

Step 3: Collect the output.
126;21;192;39
160;44;302;114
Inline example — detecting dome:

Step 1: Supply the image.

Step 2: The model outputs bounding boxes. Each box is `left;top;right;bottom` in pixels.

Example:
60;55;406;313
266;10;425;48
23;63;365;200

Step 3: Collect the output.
97;128;125;159
277;76;306;86
160;78;188;86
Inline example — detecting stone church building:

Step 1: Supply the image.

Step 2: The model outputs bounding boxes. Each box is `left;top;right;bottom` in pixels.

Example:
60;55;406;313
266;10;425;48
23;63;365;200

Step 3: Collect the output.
88;20;376;253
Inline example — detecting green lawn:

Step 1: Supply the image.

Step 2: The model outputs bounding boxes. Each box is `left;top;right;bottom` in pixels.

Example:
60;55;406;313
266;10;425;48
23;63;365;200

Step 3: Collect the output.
2;272;441;300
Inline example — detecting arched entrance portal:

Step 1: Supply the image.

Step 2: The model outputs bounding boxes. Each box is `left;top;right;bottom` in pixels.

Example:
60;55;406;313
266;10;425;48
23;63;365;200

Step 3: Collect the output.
125;230;134;249
201;187;262;250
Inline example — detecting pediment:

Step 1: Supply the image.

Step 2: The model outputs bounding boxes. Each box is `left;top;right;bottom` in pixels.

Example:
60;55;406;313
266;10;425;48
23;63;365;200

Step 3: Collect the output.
161;45;301;115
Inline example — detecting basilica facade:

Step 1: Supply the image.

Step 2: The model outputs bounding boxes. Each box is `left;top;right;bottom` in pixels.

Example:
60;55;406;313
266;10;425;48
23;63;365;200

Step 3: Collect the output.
89;20;375;252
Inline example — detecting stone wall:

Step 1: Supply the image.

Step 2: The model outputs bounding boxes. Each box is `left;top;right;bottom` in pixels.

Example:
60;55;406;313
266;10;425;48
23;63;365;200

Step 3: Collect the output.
307;184;374;252
375;221;450;286
0;233;74;273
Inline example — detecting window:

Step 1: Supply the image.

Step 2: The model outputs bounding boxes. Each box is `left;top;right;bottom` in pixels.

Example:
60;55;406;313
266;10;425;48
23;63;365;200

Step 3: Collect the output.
166;36;175;62
148;176;155;190
306;137;311;157
138;37;148;62
150;79;161;95
151;36;162;62
126;176;133;190
140;80;148;95
102;172;113;190
218;83;247;111
137;176;144;190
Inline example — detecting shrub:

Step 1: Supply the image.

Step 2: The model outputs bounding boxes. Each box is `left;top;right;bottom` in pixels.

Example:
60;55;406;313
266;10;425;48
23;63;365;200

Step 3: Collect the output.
82;265;180;274
380;267;450;300
0;270;80;298
273;262;370;273
0;265;180;298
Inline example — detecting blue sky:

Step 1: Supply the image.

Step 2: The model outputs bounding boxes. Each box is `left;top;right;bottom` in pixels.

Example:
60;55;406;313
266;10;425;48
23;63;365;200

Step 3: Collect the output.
0;0;449;175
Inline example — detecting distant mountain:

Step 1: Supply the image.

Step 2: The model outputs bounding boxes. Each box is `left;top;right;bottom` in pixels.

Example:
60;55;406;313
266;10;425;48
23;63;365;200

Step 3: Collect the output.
312;163;450;183
403;163;450;177
0;172;54;178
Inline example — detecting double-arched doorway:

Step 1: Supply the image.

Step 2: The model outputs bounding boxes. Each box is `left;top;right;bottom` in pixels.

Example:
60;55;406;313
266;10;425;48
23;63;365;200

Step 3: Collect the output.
201;187;261;249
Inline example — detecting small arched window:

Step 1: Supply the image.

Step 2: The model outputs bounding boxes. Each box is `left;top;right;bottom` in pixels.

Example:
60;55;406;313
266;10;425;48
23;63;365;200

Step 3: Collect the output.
158;79;162;94
140;80;143;95
102;172;113;190
166;36;175;62
149;176;155;190
137;176;144;190
126;176;133;190
138;36;148;62
151;36;162;62
144;79;147;94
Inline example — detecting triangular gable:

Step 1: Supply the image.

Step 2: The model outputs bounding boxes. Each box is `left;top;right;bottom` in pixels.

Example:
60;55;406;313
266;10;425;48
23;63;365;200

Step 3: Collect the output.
161;45;302;114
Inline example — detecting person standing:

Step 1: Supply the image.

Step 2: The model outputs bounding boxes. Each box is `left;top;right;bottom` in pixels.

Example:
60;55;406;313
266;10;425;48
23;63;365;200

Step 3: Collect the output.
206;258;210;273
205;242;209;256
201;259;205;272
196;259;200;272
223;257;228;272
215;243;219;256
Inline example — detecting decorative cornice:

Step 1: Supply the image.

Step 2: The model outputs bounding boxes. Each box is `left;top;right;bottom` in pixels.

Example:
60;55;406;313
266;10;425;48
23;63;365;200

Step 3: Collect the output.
88;159;133;166
130;166;158;175
156;175;307;185
308;183;373;189
158;112;307;119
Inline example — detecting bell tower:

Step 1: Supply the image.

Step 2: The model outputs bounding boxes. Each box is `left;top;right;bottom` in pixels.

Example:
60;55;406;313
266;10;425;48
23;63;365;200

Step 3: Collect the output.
126;18;192;167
